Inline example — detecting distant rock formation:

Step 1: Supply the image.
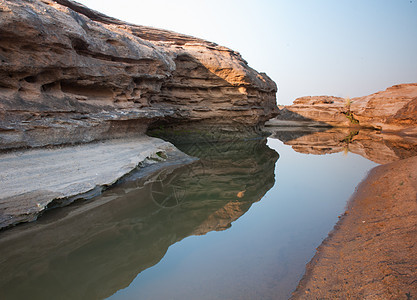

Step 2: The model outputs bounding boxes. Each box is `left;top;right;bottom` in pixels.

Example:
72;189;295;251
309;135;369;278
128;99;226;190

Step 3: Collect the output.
268;84;417;135
351;84;417;133
275;96;350;127
0;0;277;150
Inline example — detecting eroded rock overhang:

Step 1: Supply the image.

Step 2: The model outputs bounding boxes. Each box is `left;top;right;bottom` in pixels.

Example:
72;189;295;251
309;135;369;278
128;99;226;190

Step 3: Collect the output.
0;0;278;150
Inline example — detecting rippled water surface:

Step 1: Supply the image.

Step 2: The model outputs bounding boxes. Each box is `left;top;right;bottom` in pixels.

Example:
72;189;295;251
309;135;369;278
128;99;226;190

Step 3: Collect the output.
0;132;379;300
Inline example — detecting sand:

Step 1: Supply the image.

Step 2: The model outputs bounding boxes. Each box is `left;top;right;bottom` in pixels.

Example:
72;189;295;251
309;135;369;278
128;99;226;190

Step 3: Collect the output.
292;156;417;299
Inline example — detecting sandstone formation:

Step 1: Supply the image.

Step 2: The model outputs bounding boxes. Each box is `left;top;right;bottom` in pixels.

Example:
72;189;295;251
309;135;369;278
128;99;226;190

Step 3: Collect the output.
0;136;193;229
292;156;417;299
271;96;350;127
351;83;417;132
268;84;417;134
0;0;277;150
0;138;278;300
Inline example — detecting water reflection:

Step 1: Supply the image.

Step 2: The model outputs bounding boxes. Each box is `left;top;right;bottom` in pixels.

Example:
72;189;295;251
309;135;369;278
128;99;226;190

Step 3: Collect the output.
269;127;417;164
0;138;278;300
109;137;378;300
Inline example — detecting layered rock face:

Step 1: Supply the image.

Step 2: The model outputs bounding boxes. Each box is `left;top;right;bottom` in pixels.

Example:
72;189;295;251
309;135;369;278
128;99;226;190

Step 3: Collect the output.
0;0;277;149
270;84;417;134
274;96;351;127
351;83;417;132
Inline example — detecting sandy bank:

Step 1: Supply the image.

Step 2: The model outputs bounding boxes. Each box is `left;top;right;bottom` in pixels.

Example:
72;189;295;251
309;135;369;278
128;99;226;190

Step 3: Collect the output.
292;156;417;299
0;136;192;229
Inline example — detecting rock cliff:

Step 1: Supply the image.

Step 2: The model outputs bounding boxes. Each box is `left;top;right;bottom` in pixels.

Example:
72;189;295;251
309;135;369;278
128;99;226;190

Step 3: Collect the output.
0;0;277;150
351;83;417;132
269;84;417;135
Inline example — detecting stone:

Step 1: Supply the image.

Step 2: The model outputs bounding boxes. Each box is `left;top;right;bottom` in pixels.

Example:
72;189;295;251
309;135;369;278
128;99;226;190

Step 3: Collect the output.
269;84;417;134
351;83;417;132
268;97;352;127
0;136;193;229
0;0;278;150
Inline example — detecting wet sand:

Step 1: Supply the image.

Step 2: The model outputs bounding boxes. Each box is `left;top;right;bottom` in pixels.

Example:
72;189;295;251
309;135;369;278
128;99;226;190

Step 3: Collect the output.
292;156;417;299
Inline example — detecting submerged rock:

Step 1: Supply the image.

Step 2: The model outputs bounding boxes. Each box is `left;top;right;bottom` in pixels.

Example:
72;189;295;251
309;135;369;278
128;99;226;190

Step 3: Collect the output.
0;0;278;150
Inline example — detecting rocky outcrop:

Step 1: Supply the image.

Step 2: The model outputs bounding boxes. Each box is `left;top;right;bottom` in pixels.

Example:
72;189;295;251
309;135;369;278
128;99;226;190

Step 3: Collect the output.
0;136;194;229
292;156;417;299
272;96;351;127
0;0;277;150
351;83;417;132
268;84;417;135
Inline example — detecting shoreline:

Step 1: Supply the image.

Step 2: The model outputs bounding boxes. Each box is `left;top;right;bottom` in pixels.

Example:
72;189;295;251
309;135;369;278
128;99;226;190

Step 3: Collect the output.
291;155;417;299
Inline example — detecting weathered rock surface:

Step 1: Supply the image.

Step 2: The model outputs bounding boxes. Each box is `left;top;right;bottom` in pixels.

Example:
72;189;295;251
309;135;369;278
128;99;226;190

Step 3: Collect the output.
268;84;417;134
292;156;417;299
0;136;193;229
270;97;351;127
0;0;277;150
351;83;417;132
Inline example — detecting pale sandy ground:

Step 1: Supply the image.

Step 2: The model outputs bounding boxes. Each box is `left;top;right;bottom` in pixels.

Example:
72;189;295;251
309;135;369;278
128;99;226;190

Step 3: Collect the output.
292;156;417;299
0;136;189;229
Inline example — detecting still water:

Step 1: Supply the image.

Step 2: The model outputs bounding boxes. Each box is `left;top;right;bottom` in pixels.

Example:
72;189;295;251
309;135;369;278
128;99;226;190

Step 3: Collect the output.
0;132;378;300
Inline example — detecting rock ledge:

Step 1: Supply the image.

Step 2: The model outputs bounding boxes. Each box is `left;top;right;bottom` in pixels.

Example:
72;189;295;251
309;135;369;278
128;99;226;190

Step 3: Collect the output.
0;136;193;229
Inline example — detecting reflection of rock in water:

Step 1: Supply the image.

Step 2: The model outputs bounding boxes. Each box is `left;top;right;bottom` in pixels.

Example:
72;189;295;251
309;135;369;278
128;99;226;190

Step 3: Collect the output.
270;127;417;164
0;138;278;300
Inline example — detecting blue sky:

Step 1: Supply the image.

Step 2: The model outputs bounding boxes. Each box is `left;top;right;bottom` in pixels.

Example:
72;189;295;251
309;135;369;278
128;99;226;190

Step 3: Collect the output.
75;0;417;105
